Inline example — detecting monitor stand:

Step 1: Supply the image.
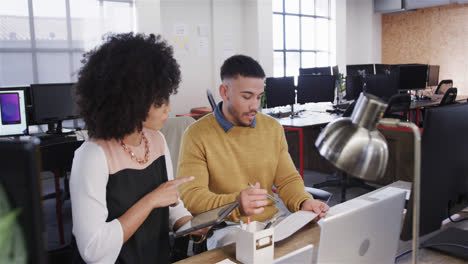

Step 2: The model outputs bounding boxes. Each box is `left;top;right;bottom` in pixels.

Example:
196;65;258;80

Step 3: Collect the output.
46;121;63;135
289;104;300;119
421;227;468;260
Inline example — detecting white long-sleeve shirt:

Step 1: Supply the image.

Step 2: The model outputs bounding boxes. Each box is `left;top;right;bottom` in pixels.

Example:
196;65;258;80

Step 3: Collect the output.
70;130;191;263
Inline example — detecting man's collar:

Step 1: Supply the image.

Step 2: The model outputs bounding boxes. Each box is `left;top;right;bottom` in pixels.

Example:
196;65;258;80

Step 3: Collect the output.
214;102;256;133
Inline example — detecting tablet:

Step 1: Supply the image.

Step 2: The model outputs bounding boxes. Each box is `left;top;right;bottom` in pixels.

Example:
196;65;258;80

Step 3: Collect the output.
173;201;239;238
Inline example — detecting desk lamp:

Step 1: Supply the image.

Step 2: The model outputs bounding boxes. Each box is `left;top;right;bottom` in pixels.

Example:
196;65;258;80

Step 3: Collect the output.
315;92;421;264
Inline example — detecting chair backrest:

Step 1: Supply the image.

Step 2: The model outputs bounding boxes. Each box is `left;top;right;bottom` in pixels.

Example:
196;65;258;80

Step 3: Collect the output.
160;116;196;177
363;72;399;102
434;79;453;95
342;101;356;118
439;87;457;106
384;93;411;119
345;75;363;100
206;89;217;110
297;75;335;104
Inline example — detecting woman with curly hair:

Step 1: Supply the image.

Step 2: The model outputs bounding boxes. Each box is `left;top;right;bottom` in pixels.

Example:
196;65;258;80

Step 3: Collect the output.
69;33;204;263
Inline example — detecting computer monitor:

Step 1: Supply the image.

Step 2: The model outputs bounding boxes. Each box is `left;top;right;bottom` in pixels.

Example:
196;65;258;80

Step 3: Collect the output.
0;139;47;264
346;64;374;77
299;67;331;76
397;64;428;90
30;83;79;134
297;75;335;104
265;77;295;108
427;65;440;87
0;87;28;137
374;64;393;75
401;103;468;259
345;75;363;100
363;73;399;102
332;65;339;76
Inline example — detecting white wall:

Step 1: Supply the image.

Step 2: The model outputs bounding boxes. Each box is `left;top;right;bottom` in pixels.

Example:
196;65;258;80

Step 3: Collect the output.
135;0;272;115
135;0;161;35
135;0;382;114
344;0;382;70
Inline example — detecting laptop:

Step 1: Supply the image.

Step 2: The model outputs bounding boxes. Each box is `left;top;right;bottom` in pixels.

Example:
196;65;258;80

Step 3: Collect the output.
316;187;406;264
274;244;314;264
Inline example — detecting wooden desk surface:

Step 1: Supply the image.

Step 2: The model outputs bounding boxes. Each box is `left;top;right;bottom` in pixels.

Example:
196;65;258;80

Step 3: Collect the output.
176;222;320;264
177;181;468;264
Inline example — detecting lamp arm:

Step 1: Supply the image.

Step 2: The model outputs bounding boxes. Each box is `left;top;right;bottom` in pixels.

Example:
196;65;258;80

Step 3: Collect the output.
379;118;421;264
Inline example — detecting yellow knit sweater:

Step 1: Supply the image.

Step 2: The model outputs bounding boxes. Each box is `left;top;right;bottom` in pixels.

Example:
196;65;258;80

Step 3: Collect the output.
177;112;312;222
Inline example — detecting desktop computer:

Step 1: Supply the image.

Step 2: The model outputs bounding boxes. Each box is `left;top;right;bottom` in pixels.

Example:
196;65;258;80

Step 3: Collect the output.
427;65;440;87
300;67;332;76
0;87;28;137
265;77;295;108
30;83;79;134
346;64;374;77
400;103;468;260
0;139;47;264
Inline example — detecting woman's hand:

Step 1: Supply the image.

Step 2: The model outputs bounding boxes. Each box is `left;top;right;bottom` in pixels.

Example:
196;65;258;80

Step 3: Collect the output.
149;176;194;208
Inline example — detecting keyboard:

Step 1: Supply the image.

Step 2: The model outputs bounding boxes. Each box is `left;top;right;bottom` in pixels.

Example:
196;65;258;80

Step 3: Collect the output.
333;103;351;110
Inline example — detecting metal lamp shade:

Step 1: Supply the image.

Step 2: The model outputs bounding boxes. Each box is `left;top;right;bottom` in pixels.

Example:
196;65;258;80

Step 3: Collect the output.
315;93;389;181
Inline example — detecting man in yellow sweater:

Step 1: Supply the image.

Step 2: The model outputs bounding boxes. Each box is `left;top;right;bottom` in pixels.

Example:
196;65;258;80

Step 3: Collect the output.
178;55;329;249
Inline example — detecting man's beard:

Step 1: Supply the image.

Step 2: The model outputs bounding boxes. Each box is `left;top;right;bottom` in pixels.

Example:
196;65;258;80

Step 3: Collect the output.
227;104;257;127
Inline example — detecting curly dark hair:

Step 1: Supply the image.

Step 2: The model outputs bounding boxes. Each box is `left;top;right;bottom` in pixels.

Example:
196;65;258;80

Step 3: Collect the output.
75;33;180;140
220;55;265;81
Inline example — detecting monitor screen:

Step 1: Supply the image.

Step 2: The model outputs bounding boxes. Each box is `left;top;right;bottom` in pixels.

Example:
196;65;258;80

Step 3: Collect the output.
265;77;295;108
0;139;47;264
31;83;79;124
427;65;440;87
300;67;331;76
401;104;468;243
374;64;393;75
346;64;374;77
398;64;428;90
0;88;28;137
332;65;339;76
297;75;335;104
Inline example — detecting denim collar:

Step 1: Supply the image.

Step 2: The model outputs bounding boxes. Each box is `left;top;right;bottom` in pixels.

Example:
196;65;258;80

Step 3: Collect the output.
214;102;256;133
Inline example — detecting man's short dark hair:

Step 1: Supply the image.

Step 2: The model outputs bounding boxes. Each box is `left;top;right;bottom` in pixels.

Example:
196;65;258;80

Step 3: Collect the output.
75;32;180;140
220;55;265;80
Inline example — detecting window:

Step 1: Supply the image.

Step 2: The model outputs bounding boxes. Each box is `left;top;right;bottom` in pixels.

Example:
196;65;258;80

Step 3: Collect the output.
273;0;336;78
0;0;134;86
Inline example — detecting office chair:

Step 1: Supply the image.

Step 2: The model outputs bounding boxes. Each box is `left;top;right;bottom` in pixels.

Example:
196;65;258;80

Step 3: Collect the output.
384;94;411;121
434;79;453;95
207;89;217;110
439;87;457;106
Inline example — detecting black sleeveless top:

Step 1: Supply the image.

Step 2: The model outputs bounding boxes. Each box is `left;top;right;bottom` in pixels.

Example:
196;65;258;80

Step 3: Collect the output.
72;156;170;264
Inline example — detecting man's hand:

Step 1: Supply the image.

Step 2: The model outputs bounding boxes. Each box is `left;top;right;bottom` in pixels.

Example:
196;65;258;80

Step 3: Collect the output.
237;182;268;216
300;199;329;223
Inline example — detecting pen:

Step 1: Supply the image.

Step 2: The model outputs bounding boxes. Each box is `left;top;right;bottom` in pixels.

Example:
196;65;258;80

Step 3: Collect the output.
248;183;281;203
263;221;272;230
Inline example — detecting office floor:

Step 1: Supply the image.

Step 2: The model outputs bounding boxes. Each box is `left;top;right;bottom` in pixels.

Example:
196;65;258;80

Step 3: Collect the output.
42;169;376;251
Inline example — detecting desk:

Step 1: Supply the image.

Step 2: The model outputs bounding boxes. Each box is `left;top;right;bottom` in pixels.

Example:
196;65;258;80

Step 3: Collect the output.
176;181;468;264
409;95;468;126
39;135;84;245
262;103;340;177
